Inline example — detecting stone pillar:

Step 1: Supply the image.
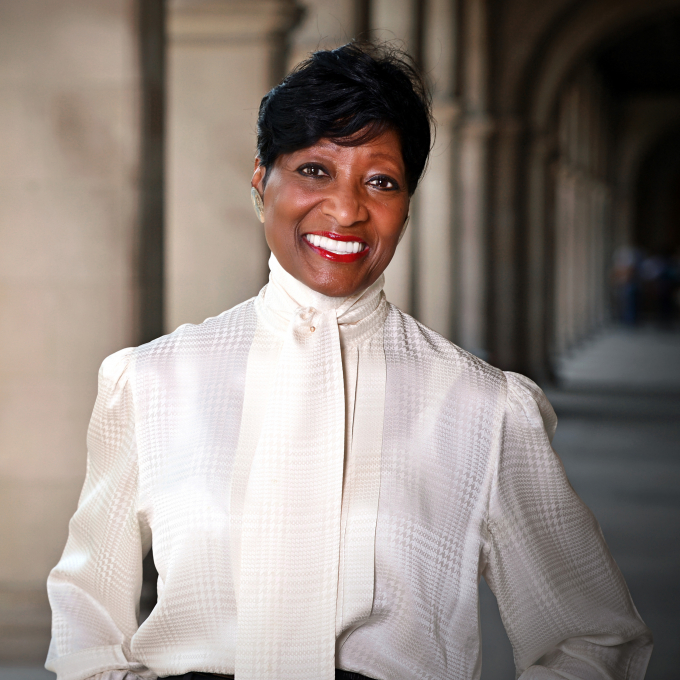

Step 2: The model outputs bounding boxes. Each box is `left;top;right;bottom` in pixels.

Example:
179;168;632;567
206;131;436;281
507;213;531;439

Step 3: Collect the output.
457;0;491;357
370;0;419;52
553;165;568;357
575;180;584;345
457;116;491;356
597;184;611;327
414;0;459;338
564;172;577;350
286;0;358;69
554;163;577;356
0;0;141;661
369;0;419;313
525;132;554;379
490;118;522;369
166;0;301;332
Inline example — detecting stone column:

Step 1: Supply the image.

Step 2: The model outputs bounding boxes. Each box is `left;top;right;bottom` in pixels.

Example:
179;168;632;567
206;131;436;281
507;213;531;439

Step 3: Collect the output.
286;0;358;69
166;0;301;332
554;163;577;355
564;171;577;350
370;0;419;52
598;184;611;327
0;0;141;661
553;164;568;357
414;0;459;338
572;175;585;343
457;115;492;356
490;118;522;369
525;132;554;379
456;0;491;357
369;0;419;313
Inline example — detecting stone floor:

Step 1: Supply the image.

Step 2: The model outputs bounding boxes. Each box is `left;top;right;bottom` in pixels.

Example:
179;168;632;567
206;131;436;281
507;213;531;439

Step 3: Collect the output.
4;327;678;680
0;670;54;680
480;327;680;679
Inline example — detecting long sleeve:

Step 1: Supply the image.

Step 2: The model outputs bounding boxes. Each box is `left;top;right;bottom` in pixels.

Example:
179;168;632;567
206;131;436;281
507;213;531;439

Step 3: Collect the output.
482;372;652;680
46;348;152;680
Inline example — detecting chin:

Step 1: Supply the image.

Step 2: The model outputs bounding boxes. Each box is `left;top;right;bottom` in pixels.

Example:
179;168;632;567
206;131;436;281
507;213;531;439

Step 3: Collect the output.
305;275;361;298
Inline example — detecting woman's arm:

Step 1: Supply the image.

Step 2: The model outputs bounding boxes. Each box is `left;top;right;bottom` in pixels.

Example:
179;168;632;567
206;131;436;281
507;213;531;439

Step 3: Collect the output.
482;372;652;679
46;348;152;680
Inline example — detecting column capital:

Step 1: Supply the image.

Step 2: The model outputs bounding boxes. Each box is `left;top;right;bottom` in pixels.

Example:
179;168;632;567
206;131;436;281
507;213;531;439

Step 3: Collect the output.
168;0;303;44
459;112;494;137
432;96;463;127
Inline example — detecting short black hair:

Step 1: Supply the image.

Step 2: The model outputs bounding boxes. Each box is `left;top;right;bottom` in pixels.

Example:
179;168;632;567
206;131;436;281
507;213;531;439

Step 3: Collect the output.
256;41;433;195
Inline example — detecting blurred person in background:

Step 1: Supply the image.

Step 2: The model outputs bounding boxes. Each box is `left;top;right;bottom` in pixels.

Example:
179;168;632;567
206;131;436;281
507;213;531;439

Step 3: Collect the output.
655;249;679;327
44;43;652;680
640;250;679;327
612;245;642;326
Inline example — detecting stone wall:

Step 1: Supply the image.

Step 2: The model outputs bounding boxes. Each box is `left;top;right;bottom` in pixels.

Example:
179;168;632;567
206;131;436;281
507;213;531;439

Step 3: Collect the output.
165;0;301;332
0;0;141;662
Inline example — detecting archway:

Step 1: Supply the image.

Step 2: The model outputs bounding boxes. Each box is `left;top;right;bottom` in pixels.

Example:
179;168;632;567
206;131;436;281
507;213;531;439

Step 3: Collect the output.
507;0;680;377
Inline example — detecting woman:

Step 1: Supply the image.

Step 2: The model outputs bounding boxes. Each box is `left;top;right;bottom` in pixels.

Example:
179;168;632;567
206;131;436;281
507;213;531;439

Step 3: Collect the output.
46;43;651;680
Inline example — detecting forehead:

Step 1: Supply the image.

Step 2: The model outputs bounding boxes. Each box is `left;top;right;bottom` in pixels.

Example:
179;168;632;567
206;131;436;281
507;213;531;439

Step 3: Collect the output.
288;129;404;167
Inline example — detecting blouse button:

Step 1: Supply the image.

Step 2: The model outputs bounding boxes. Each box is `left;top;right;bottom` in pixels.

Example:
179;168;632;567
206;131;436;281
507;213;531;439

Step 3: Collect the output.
310;326;316;333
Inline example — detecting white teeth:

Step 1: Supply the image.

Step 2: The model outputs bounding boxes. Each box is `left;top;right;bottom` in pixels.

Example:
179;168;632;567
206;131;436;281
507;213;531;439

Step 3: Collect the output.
305;234;365;255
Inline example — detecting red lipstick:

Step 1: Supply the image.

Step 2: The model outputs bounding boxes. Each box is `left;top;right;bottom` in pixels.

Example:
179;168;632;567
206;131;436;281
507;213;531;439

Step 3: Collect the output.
302;231;369;263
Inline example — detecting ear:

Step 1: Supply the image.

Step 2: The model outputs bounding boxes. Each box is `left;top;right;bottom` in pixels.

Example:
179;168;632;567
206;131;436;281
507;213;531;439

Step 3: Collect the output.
252;158;266;197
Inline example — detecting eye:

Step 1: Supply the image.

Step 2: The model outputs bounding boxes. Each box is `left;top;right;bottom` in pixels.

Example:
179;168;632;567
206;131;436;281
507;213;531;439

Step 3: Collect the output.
298;163;330;178
368;175;399;190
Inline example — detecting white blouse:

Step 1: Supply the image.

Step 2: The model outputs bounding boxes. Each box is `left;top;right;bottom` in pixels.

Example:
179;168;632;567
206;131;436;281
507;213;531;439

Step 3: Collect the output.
46;257;652;680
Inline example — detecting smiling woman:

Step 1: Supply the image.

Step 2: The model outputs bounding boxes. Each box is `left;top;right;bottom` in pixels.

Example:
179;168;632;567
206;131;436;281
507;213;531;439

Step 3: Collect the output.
255;130;409;296
45;43;651;680
251;43;429;299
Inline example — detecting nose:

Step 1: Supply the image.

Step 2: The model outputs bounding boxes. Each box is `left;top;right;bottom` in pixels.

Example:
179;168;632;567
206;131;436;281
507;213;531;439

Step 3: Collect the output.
320;181;369;227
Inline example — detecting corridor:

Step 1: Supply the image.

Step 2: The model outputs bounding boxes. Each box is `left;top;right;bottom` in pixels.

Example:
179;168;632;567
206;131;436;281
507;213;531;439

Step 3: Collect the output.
480;328;680;679
2;0;680;674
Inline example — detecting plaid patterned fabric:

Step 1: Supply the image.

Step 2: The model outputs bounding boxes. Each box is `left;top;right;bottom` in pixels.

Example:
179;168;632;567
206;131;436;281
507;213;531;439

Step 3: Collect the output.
46;267;651;680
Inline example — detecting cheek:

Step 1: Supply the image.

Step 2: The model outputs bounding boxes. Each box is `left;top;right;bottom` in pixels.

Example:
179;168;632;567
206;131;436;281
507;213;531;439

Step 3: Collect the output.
373;206;408;253
265;189;302;250
271;184;316;223
265;191;322;265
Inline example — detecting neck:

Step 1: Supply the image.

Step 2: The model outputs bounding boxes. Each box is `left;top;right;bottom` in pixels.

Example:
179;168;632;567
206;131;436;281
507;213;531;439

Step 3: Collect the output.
258;254;387;342
267;254;385;316
267;254;354;312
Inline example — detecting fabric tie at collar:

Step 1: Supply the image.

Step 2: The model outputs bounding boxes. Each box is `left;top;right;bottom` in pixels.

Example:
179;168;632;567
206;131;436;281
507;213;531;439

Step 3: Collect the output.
233;254;386;680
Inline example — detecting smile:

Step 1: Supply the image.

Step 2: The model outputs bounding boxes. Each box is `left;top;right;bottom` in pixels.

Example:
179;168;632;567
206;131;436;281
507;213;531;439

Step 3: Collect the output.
303;232;369;262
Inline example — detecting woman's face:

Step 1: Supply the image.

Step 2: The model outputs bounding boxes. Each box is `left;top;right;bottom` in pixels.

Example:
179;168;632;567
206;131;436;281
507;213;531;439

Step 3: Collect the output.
252;128;410;298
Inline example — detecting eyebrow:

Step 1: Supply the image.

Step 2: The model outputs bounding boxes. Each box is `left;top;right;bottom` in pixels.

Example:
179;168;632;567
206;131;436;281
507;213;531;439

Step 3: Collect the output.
365;151;402;162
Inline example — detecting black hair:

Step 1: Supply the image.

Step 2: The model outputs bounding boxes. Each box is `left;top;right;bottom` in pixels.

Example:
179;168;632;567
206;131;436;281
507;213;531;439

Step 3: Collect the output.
256;41;433;195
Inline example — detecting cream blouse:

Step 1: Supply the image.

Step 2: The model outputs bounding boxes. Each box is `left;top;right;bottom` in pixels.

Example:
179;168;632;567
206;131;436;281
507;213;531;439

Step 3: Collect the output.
46;256;652;680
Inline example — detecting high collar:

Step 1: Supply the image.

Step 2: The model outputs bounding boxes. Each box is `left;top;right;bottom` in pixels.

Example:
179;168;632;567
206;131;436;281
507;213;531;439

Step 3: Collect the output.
255;254;388;346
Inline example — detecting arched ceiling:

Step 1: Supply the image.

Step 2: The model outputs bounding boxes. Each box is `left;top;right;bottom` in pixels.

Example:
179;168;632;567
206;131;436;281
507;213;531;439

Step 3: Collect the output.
493;0;578;110
494;0;680;127
597;12;680;95
635;126;680;251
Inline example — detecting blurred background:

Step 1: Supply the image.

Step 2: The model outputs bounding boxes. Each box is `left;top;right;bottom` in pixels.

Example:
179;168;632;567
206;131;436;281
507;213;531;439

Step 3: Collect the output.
1;0;679;678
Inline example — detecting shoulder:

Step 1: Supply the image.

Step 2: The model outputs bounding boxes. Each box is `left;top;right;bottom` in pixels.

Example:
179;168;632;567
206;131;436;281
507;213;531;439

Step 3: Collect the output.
99;298;258;381
383;304;506;397
504;371;558;442
135;297;257;363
